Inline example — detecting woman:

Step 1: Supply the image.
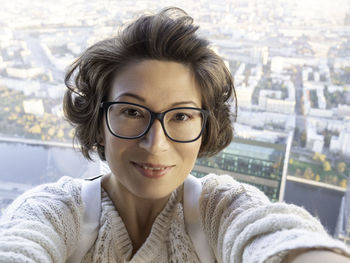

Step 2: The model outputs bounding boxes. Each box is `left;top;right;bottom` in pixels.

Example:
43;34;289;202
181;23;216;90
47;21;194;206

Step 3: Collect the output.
0;7;350;263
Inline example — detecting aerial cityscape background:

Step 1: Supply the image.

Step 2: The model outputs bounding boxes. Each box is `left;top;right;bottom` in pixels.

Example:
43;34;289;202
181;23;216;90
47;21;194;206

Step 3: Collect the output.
0;0;349;244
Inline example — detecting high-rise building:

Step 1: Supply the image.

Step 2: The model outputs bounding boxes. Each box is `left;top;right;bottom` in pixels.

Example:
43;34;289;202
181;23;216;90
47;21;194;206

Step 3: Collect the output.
192;133;293;201
335;176;350;246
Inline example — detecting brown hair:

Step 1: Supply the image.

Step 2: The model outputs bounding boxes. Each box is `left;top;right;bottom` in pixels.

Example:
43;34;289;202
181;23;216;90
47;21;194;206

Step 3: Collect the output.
64;7;236;161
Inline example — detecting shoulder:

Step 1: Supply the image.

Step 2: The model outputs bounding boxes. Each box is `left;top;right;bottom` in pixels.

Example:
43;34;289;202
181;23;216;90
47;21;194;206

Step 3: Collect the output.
198;174;323;224
0;177;89;262
199;173;270;206
197;173;271;238
2;176;84;221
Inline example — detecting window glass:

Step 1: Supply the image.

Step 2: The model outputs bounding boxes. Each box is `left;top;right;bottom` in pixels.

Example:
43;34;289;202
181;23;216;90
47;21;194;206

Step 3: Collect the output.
0;0;349;244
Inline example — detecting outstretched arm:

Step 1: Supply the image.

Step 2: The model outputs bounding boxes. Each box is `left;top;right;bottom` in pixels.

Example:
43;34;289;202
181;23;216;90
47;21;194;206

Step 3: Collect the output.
199;174;350;263
0;177;84;263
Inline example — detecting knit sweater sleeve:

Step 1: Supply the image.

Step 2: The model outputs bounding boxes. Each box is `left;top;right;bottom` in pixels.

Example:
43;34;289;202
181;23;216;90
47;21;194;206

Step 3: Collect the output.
199;174;350;263
0;176;84;263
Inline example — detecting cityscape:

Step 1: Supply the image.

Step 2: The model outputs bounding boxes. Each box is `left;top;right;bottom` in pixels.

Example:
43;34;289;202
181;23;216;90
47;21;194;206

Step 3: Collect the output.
0;0;350;243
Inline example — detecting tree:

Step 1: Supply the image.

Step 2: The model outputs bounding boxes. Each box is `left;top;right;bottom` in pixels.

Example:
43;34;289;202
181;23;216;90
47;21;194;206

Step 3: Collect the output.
315;174;321;182
323;161;331;172
331;175;338;185
57;129;64;139
28;125;41;134
313;152;326;162
340;179;347;188
303;167;314;180
48;127;55;136
319;154;326;163
337;162;346;173
313;152;320;161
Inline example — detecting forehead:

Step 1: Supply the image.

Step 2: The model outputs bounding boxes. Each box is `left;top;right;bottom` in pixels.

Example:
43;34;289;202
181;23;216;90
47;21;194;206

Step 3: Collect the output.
108;60;202;109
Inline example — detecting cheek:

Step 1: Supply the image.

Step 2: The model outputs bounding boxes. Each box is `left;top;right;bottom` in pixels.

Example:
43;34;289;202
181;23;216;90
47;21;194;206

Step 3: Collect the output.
194;138;202;154
102;119;124;150
103;133;123;162
181;139;202;162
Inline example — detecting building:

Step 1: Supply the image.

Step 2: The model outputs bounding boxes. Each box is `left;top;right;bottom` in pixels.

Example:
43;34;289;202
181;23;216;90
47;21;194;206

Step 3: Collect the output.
192;134;293;201
265;97;295;114
285;176;346;236
306;123;324;153
258;81;296;114
337;104;350;119
6;67;44;79
335;175;350;244
236;85;254;108
259;90;282;109
270;56;284;73
23;99;45;116
330;131;350;157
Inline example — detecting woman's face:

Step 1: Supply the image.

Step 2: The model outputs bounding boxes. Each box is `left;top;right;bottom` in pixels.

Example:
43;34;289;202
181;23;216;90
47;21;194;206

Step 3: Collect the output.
102;60;203;200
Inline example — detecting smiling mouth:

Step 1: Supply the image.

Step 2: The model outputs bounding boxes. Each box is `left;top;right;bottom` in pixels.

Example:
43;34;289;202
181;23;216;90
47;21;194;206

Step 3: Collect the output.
131;162;174;178
141;166;167;170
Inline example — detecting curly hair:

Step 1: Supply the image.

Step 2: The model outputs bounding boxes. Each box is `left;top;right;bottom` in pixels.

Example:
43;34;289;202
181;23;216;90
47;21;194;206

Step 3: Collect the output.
63;7;236;161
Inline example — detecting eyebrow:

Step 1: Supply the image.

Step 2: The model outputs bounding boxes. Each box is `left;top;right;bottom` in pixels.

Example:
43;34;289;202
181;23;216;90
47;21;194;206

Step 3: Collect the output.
114;93;145;102
114;93;200;108
170;101;200;108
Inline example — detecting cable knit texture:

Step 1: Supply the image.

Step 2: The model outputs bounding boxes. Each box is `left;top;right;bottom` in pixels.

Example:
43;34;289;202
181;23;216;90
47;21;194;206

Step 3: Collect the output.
0;174;349;263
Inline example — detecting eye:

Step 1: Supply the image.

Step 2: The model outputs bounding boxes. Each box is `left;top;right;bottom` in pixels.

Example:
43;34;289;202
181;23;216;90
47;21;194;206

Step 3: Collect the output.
174;112;191;121
122;108;143;118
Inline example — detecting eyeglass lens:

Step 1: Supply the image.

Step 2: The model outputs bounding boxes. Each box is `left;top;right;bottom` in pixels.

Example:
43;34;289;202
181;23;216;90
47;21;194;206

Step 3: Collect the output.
107;103;204;141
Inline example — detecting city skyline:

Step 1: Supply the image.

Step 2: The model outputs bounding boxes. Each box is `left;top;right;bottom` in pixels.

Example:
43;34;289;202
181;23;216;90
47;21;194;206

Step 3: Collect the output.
0;0;350;239
1;0;350;188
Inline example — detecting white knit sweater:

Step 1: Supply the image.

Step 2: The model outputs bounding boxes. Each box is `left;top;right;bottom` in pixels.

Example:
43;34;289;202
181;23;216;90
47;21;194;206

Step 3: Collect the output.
0;174;349;263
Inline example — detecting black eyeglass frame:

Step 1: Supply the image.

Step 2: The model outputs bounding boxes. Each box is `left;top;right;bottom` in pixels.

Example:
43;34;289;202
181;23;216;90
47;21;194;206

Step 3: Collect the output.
100;101;209;143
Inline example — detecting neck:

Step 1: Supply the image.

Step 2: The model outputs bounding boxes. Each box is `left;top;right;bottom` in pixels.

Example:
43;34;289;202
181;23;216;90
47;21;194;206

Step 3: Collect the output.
101;174;170;253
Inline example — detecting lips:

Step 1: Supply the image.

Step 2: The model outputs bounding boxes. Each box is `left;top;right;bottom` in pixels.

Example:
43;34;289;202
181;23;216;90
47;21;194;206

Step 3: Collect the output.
132;162;174;178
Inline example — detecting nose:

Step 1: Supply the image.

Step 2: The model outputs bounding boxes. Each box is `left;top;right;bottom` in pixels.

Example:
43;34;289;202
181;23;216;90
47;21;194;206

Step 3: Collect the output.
139;120;170;153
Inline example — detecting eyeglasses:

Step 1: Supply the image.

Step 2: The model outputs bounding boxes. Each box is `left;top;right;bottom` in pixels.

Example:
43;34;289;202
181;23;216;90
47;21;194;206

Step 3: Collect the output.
100;101;208;143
